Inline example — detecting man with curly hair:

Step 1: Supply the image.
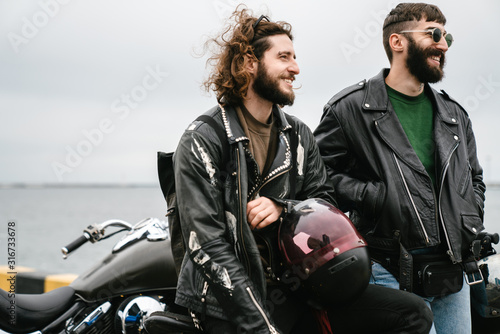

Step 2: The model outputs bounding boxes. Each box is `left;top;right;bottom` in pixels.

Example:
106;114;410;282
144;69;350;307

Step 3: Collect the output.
155;7;433;334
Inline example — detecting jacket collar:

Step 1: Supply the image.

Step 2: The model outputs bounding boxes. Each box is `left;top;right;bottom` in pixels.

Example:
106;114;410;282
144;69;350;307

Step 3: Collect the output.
220;102;293;195
220;103;292;145
364;68;459;126
362;69;391;112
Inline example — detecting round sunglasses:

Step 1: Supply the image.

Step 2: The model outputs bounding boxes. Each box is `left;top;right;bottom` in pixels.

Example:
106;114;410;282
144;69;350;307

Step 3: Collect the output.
399;27;453;47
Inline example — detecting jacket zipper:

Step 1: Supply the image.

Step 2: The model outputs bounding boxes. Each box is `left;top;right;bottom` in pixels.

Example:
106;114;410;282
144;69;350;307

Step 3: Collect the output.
245;287;278;334
201;280;209;301
438;142;460;263
236;147;251;274
201;280;209;316
393;153;430;244
430;183;440;245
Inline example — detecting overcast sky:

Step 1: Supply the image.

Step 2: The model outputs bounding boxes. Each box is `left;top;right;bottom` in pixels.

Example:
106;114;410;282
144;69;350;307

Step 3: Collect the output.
1;0;499;185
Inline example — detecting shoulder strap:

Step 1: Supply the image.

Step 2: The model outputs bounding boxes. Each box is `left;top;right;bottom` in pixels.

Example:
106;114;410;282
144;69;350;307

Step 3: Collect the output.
284;113;297;200
158;114;229;200
195;114;229;168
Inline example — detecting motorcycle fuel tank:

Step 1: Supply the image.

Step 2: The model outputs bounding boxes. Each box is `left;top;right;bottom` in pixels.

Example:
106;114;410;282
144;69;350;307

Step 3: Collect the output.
71;219;178;302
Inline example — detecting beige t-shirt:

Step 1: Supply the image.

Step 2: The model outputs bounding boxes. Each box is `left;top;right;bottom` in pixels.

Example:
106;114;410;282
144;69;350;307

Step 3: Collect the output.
236;105;278;176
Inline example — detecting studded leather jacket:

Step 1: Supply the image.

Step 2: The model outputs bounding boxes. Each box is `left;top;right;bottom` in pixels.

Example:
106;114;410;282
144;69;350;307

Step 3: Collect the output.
173;103;336;333
314;69;486;270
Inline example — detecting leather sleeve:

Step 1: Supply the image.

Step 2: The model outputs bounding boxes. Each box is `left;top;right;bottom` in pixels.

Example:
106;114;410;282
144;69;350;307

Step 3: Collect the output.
314;103;385;218
296;120;338;207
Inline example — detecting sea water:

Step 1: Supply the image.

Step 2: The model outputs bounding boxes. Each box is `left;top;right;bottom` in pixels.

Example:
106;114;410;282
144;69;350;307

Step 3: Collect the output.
0;186;167;275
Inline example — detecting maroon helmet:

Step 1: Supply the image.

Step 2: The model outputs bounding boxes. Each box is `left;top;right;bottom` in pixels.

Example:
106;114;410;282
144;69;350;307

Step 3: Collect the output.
278;198;370;308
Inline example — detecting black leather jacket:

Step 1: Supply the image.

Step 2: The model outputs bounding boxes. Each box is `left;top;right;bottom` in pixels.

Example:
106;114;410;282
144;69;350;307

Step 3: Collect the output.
314;69;486;266
173;103;336;333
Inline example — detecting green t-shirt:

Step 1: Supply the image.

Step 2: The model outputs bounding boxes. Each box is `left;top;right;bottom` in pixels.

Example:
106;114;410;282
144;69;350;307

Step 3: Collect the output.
386;84;436;186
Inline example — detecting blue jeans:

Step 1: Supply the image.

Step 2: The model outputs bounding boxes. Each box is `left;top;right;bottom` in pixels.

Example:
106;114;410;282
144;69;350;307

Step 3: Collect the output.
370;262;471;334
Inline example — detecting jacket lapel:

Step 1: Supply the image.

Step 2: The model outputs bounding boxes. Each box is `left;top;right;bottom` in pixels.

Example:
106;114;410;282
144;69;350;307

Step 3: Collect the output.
428;89;460;180
222;104;248;145
365;70;427;174
262;107;293;179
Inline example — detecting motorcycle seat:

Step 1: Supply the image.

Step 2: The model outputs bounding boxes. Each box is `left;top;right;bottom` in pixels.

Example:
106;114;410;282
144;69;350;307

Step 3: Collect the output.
0;286;75;333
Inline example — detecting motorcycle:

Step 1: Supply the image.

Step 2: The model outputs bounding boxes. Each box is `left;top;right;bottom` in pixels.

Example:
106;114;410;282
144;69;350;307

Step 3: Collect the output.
471;231;500;334
0;217;197;334
2;216;500;334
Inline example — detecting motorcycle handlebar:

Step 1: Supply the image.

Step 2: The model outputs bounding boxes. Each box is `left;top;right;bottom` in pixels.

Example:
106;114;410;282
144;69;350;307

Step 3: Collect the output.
62;232;91;258
489;233;499;245
477;231;500;245
60;220;133;259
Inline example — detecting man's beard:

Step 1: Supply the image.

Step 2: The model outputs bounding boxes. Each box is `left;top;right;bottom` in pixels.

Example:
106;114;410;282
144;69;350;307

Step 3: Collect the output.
406;36;445;84
252;61;295;106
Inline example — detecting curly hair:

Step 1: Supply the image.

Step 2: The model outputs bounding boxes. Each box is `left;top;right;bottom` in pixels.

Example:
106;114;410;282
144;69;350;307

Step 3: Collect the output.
203;6;293;106
382;3;447;63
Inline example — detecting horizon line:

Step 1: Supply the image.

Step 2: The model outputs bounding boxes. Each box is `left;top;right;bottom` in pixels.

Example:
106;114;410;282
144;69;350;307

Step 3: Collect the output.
0;182;159;189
